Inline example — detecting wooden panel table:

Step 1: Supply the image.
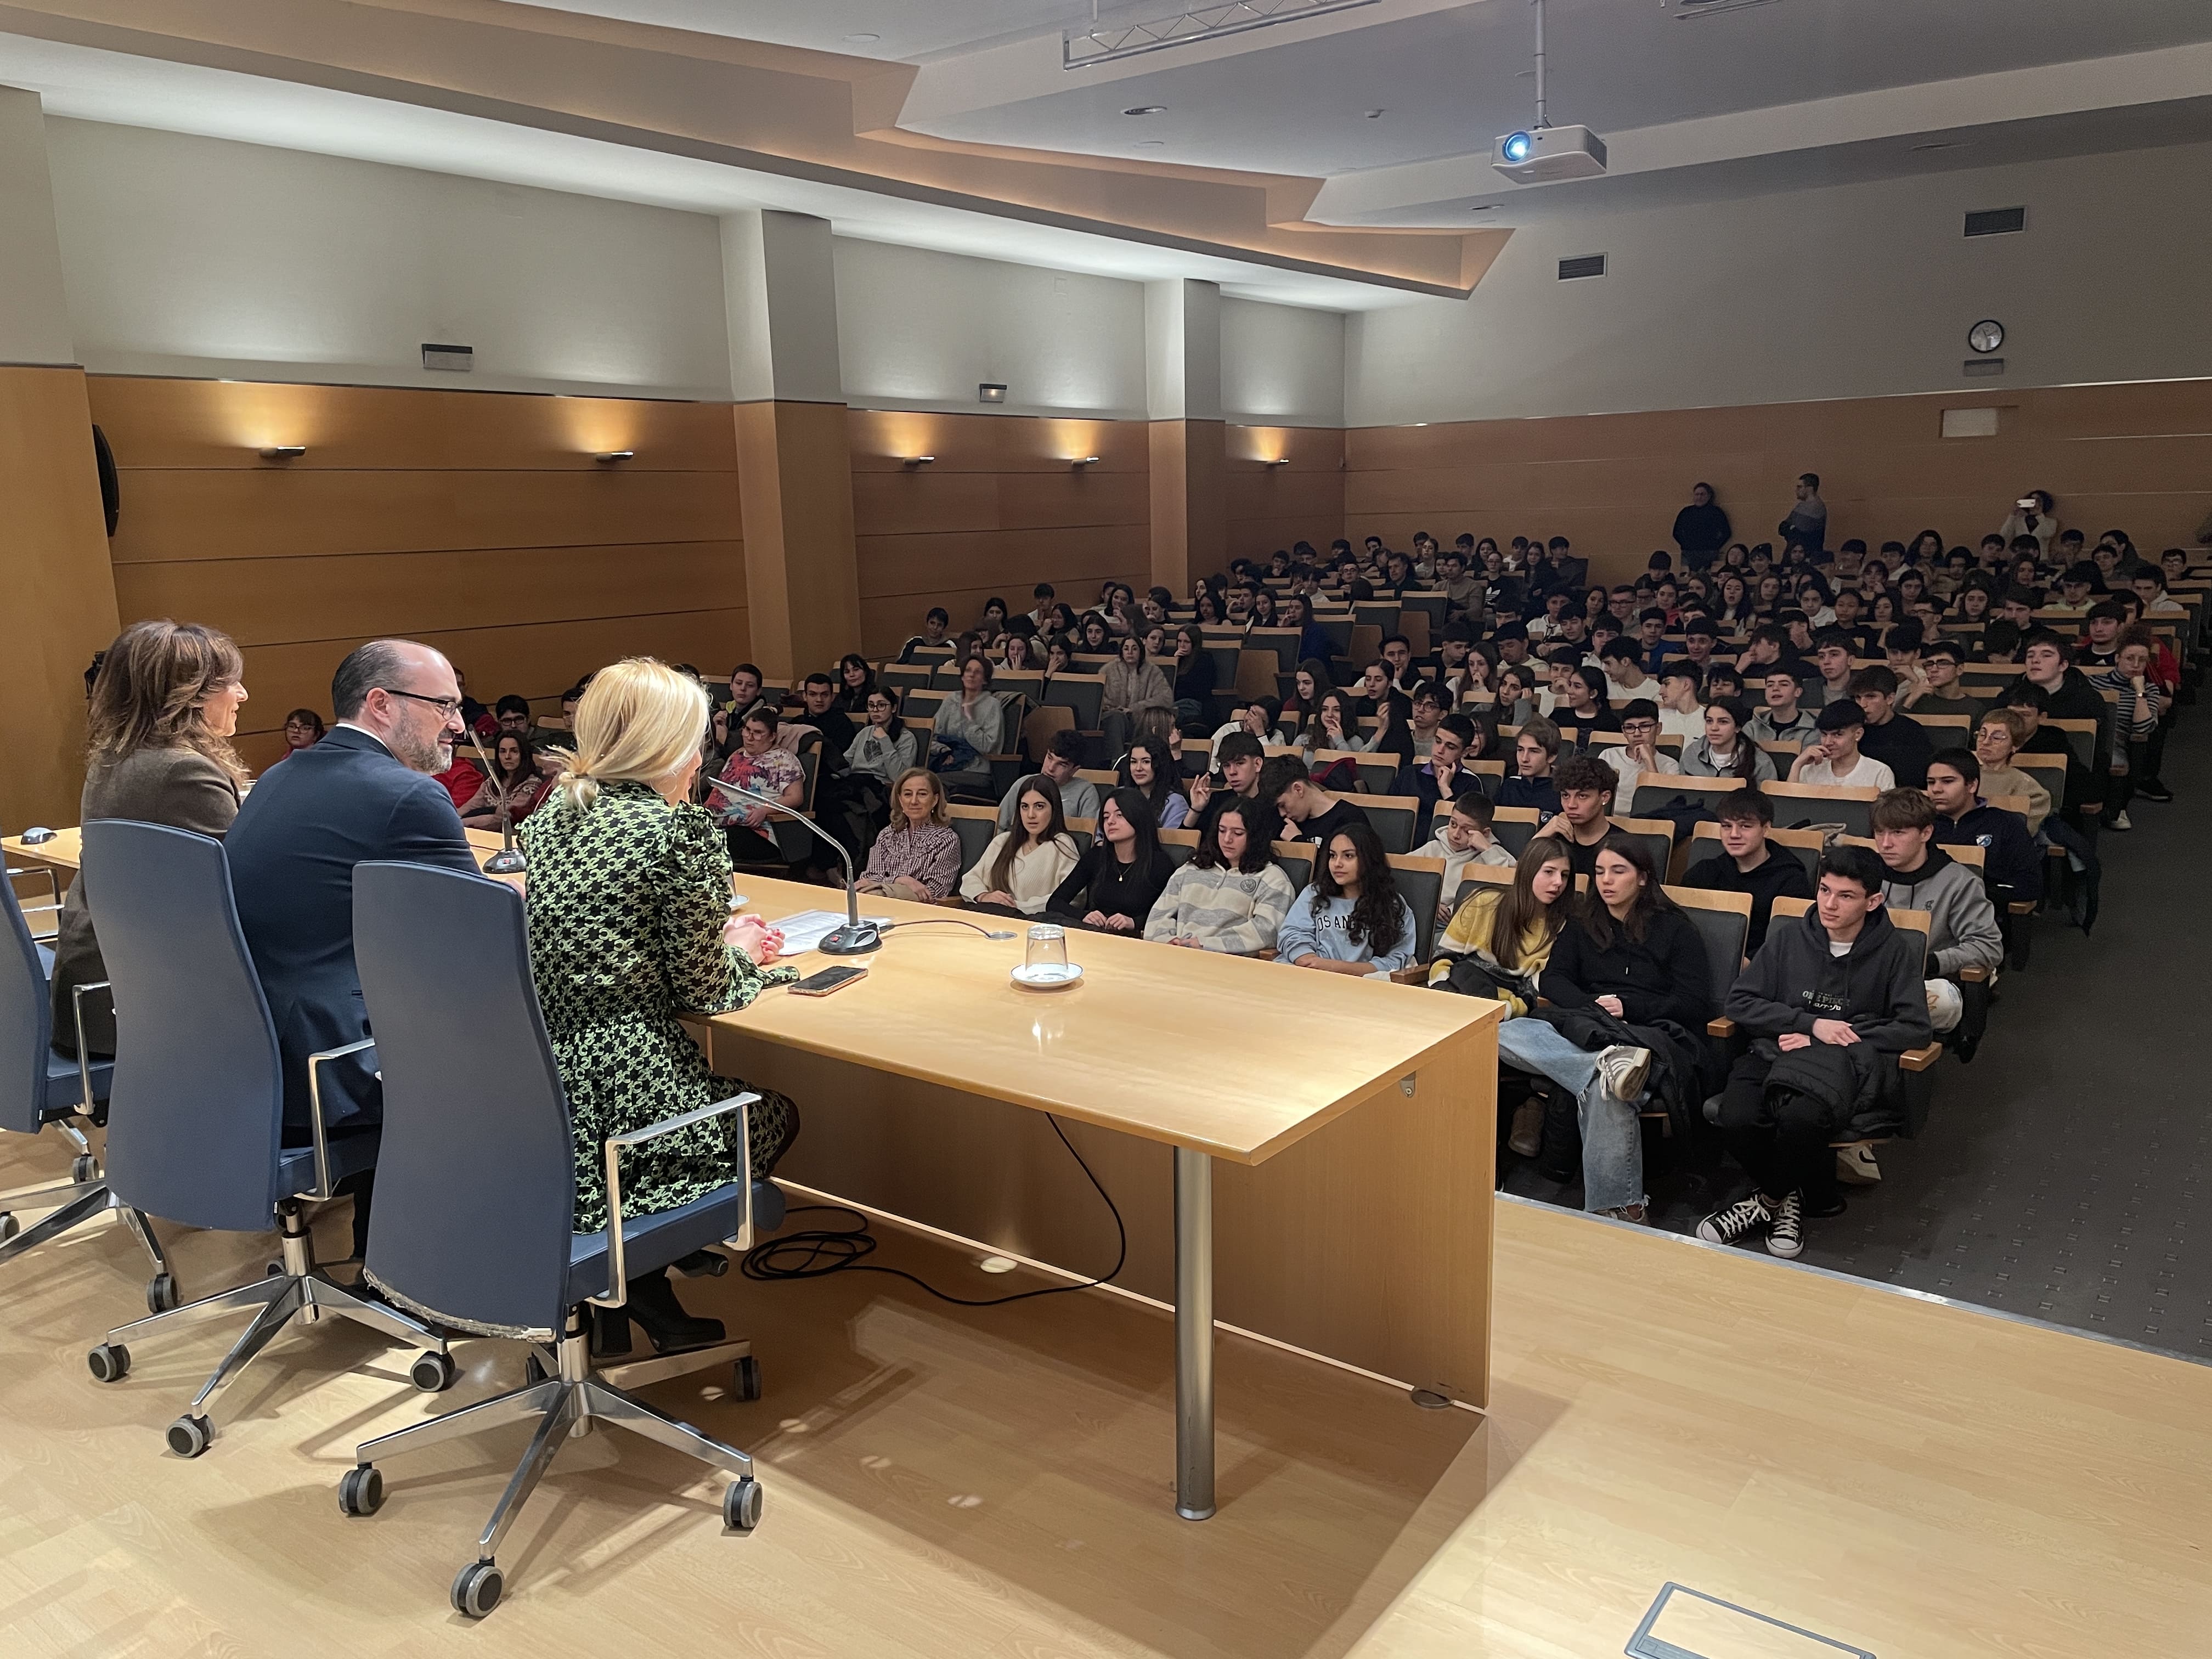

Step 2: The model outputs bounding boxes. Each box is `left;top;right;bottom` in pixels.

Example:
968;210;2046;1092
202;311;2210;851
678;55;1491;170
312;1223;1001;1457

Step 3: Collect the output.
702;876;1499;1520
4;837;1500;1522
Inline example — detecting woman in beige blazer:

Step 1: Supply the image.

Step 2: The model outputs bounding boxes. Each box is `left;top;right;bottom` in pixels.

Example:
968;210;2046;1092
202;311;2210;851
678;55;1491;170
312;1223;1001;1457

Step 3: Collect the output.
1099;634;1174;758
51;620;251;1057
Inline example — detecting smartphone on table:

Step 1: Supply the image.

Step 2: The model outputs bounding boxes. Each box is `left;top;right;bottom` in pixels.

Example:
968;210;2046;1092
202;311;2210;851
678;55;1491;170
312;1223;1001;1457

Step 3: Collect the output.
789;965;867;997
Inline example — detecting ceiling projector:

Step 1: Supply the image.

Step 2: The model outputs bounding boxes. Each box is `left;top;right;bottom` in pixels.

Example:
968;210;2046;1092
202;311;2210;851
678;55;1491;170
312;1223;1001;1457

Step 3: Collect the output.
1492;125;1607;183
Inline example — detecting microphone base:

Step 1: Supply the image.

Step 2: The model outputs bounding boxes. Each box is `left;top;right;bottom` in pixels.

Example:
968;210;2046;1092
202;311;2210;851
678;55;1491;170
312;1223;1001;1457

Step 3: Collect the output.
818;923;883;957
483;848;528;874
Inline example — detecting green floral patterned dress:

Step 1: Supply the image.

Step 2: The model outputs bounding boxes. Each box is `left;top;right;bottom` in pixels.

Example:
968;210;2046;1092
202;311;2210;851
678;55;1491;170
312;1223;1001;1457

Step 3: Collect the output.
520;780;798;1234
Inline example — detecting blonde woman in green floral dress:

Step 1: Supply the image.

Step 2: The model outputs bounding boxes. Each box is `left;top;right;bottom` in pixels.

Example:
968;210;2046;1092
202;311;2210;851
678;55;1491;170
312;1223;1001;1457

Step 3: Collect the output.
520;658;798;1354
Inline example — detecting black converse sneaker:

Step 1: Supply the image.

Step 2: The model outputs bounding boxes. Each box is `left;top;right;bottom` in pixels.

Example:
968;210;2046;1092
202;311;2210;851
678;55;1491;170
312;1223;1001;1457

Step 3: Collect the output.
1766;1190;1805;1258
1696;1194;1773;1246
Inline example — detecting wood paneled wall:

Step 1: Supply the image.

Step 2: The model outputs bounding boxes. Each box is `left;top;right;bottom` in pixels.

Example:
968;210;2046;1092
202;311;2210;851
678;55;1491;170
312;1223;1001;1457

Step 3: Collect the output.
1226;423;1345;565
847;409;1149;656
89;378;748;770
1346;381;2212;588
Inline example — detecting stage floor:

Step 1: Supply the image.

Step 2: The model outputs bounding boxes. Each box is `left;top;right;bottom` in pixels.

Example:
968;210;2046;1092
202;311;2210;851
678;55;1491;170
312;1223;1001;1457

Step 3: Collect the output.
2;1131;2204;1658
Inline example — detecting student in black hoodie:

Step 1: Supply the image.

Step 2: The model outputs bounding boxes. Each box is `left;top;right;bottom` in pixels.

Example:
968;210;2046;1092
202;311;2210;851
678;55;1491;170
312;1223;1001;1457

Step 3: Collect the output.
1923;749;2042;907
1848;665;1933;787
2002;631;2112;814
1680;789;1814;955
1697;847;1929;1259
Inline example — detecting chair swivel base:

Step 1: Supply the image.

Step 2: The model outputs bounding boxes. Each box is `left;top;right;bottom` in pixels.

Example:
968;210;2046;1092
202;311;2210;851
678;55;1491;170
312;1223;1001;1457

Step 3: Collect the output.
0;1169;176;1313
342;1311;763;1618
85;1199;448;1457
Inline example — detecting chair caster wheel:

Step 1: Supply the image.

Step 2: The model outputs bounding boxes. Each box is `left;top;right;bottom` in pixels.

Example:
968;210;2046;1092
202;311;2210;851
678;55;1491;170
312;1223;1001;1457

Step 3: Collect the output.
724;1476;763;1532
410;1350;457;1392
337;1464;384;1517
167;1413;213;1458
734;1353;763;1403
71;1154;98;1184
0;1212;16;1245
86;1342;129;1383
267;1261;285;1278
145;1273;179;1315
451;1559;504;1618
524;1354;548;1385
676;1248;729;1278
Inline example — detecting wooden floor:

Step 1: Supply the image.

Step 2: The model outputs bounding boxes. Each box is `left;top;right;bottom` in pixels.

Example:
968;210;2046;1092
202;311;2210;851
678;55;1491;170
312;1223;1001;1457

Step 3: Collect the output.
2;1125;2207;1657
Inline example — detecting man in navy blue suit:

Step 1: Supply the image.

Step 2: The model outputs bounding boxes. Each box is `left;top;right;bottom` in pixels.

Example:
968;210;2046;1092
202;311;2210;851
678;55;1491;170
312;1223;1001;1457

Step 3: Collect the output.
228;639;482;1254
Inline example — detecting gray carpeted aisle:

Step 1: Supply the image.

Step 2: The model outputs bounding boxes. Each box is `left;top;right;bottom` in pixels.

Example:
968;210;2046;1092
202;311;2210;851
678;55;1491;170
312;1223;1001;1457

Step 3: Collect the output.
1504;711;2210;1359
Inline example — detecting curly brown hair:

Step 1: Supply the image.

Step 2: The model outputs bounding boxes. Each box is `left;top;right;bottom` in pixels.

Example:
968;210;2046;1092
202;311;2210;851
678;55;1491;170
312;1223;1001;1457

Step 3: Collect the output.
84;620;249;786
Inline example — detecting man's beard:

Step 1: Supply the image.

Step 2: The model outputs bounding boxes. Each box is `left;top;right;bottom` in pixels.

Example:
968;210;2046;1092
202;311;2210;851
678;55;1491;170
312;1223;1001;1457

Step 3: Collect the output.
394;727;450;774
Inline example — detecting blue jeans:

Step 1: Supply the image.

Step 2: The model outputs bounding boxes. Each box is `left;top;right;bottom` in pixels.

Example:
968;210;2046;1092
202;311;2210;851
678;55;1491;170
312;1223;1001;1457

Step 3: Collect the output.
1494;1015;1646;1214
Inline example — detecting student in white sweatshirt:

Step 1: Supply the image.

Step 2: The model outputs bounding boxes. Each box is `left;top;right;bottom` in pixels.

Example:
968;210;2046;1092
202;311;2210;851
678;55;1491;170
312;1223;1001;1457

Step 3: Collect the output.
960;776;1080;916
1412;788;1517;924
1144;800;1296;954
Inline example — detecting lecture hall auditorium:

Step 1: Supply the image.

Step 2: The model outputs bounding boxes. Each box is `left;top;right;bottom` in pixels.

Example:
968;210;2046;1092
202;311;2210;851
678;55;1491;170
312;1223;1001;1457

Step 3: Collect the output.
3;3;2210;1654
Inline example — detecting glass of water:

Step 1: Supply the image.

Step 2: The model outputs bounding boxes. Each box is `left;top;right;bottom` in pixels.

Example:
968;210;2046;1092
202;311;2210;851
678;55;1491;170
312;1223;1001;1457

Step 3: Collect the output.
1024;924;1074;983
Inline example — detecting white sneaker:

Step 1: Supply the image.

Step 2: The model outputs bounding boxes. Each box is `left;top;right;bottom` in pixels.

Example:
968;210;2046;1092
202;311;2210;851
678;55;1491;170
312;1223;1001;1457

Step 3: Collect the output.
2109;809;2133;832
1595;1045;1652;1102
1836;1144;1882;1185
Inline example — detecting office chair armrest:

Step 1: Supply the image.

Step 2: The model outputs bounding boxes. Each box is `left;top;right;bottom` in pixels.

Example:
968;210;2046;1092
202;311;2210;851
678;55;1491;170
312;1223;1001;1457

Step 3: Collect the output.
1706;1017;1736;1039
305;1037;377;1201
7;863;61;922
1959;966;1991;984
589;1090;758;1312
1900;1043;1942;1073
70;980;110;1124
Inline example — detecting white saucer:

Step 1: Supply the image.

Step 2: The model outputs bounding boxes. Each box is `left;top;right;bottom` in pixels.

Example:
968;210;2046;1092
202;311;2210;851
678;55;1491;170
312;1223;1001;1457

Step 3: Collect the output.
1010;963;1084;991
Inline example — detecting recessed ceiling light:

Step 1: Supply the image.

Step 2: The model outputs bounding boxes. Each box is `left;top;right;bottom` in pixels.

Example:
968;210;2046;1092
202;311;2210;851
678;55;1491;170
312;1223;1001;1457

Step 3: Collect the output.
1911;140;1961;152
1133;139;1166;148
1470;204;1499;212
1123;105;1167;116
1364;109;1385;119
844;32;879;42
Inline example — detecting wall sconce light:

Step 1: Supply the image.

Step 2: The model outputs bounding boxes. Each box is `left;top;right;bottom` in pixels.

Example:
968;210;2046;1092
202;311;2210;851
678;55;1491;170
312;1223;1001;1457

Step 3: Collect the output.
903;455;936;469
1267;456;1291;467
595;450;635;464
257;444;306;460
1071;456;1101;469
978;382;1008;404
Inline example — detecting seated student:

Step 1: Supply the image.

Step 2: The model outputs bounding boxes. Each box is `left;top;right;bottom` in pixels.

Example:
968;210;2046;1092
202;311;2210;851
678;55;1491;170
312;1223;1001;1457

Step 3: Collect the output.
1598;637;1655;699
711;707;808;865
262;706;327;774
1120;733;1190;830
1597;699;1683;793
1497;835;1714;1222
1806;628;1858;708
900;607;953;662
2086;628;2166;831
1403;712;1485;811
457;731;547;831
2001;635;2109;820
1144;800;1296;954
1536;753;1623;879
962;776;1081;916
718;664;772;730
788;672;856;760
1869;787;2002;1039
1904;640;1978;716
859;768;963;902
1046;787;1172;933
1654;663;1706;741
1696;847;1931;1256
1680;789;1813;955
1407;682;1449;758
1414;786;1517;916
1497;717;1565;815
1557;665;1622;735
1187;729;1269;823
1360;689;1418;765
1277;820;1418;979
1749;666;1819;748
493;693;539;745
1678;697;1779;784
996;730;1101;830
1923;748;2041;907
930;654;1006;783
1970;708;2052;834
1789;701;1896;790
1849;667;1934;787
1261;753;1370;852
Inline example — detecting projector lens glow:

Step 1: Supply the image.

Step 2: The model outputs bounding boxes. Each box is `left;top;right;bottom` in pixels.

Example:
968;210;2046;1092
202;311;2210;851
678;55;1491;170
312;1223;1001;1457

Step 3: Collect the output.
1502;132;1532;163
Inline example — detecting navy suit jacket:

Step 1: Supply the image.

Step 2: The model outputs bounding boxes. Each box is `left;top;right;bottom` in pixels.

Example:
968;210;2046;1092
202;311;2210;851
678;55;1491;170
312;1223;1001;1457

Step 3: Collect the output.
228;726;481;1128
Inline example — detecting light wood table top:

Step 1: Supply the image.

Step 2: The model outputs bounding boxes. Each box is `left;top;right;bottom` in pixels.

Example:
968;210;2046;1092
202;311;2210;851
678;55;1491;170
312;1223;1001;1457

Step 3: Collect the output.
7;826;512;873
718;876;1495;1165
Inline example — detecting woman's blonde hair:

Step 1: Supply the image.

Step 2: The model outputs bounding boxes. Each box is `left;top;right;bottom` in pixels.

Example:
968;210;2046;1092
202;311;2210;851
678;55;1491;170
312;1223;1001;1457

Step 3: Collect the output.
85;619;249;786
887;766;950;828
553;658;707;812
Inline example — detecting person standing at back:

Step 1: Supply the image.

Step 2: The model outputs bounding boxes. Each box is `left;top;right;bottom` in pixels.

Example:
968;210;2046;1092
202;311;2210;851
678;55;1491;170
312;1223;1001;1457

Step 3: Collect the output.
51;621;252;1058
226;639;482;1257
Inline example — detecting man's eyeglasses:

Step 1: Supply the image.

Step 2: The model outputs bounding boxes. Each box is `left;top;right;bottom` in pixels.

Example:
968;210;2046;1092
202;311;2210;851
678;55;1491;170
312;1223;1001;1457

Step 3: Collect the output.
379;687;465;718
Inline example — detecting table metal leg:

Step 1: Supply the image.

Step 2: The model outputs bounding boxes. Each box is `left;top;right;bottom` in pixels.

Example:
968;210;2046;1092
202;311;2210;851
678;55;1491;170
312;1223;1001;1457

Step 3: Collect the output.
1173;1145;1215;1521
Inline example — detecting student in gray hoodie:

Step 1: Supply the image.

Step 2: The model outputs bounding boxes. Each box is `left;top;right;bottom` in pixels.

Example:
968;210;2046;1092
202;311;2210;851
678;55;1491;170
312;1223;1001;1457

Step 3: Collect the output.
1868;787;2001;1035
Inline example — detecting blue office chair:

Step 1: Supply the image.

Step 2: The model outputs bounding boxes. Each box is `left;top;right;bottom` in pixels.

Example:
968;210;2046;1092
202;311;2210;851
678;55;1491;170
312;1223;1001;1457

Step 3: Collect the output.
340;860;772;1618
77;821;448;1457
0;858;173;1302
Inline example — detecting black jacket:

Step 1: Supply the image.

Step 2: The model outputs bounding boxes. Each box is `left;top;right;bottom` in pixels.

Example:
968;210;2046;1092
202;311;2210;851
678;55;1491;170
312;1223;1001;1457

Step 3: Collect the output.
2000;669;2112;798
1671;500;1732;558
1857;712;1934;787
1541;905;1714;1028
1681;848;1814;956
1047;842;1171;928
1724;904;1929;1056
1934;801;2042;904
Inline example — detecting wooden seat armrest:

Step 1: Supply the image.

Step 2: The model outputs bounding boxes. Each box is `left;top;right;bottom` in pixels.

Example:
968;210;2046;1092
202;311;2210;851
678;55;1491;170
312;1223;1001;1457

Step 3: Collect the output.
2079;802;2102;816
2007;901;2036;915
1959;966;1991;983
1388;966;1428;985
1900;1043;1942;1073
1706;1017;1736;1039
982;753;1021;764
1250;948;1279;962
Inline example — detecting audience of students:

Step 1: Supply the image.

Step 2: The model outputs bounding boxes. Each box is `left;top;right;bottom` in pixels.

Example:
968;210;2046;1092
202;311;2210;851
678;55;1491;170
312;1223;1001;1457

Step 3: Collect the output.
1276;821;1418;978
1144;800;1297;953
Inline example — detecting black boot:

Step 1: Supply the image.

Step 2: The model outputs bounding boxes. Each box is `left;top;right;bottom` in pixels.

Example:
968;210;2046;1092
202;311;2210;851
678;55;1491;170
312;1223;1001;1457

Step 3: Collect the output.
624;1267;726;1355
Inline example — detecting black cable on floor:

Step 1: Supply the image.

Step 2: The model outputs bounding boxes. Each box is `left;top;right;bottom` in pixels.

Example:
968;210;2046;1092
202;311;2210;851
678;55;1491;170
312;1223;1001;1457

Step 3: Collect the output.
741;1114;1126;1306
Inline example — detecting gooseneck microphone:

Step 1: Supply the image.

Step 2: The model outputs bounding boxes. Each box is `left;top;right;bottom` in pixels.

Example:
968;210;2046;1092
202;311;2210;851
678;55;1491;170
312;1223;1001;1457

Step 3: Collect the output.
707;775;882;956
